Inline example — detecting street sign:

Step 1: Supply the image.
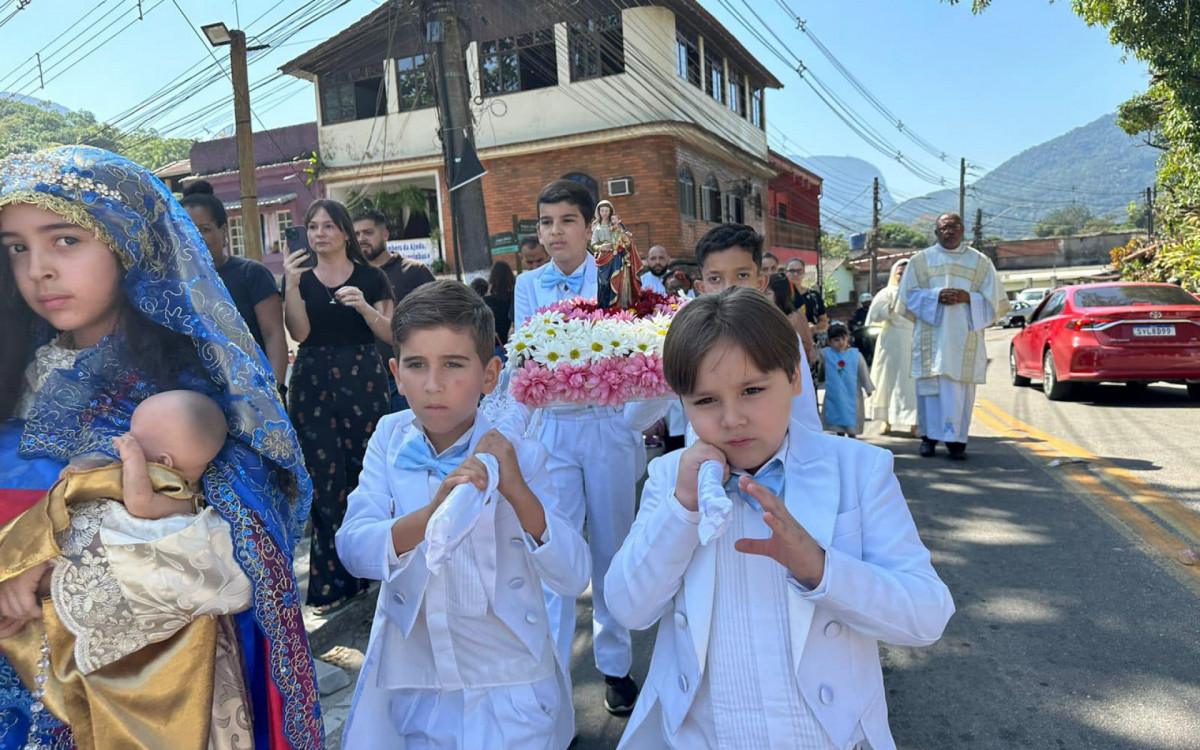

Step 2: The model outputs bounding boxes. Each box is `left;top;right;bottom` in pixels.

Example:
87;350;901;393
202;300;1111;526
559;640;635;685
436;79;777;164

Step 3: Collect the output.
517;219;539;236
489;231;518;256
387;238;435;265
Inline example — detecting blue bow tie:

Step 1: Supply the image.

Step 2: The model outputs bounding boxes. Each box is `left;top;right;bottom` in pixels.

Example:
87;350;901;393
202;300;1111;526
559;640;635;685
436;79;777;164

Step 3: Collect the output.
394;431;472;479
725;460;785;512
540;263;586;294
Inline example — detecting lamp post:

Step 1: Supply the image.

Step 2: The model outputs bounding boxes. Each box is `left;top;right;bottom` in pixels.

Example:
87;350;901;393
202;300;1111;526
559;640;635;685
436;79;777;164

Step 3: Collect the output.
202;22;264;261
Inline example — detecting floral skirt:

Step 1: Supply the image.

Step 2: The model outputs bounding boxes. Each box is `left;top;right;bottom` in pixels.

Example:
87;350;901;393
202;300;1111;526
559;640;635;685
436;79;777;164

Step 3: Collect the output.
288;344;389;606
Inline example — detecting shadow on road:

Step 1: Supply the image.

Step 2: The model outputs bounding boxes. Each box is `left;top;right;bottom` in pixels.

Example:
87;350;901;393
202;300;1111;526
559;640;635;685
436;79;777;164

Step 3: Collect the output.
1067;383;1198;410
883;434;1200;750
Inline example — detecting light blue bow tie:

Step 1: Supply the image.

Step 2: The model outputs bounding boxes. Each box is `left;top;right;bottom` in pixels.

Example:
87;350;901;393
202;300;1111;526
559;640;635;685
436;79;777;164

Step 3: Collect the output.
725;460;785;512
539;263;586;293
394;432;472;479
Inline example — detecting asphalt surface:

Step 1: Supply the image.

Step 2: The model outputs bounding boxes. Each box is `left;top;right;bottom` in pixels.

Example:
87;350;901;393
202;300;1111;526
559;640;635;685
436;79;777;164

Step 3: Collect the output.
980;327;1200;515
312;349;1200;748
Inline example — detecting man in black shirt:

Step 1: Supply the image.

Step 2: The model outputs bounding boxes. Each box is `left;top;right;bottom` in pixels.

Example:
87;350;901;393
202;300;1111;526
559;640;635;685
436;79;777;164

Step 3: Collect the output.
353;209;436;411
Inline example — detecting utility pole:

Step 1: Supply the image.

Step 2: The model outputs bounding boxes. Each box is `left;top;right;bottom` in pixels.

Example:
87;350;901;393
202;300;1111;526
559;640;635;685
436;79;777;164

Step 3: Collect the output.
428;0;490;278
869;177;881;295
230;29;263;261
1145;187;1153;237
973;207;989;261
958;157;966;220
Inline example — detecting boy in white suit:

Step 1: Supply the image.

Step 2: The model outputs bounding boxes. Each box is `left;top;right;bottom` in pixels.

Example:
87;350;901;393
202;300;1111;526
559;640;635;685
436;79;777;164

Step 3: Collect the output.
336;281;591;748
512;179;647;713
606;288;954;750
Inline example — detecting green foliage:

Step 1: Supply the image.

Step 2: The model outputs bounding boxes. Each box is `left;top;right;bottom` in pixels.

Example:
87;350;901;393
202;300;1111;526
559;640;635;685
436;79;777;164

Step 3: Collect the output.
875;221;929;248
820;231;850;259
1032;204;1122;237
0;98;192;170
345;186;432;237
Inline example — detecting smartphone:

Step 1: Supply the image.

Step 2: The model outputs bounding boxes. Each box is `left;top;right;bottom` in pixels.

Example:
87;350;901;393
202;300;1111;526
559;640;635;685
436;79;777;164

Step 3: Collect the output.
284;226;315;268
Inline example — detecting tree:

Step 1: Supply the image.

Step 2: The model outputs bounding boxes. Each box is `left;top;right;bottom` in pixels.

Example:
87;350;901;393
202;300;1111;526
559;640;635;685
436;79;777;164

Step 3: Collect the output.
0;99;193;171
1033;205;1094;237
820;231;850;259
875;221;929;248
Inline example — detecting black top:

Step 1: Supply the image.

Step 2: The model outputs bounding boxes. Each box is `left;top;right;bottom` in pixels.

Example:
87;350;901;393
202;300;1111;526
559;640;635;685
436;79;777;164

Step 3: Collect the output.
484;294;514;346
215;256;279;350
375;255;436;363
791;286;827;326
287;263;392;349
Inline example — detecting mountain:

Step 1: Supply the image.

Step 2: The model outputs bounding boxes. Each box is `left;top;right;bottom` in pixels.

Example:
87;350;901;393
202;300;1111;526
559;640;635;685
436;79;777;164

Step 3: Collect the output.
792;155;897;231
804;113;1159;240
0;92;70;115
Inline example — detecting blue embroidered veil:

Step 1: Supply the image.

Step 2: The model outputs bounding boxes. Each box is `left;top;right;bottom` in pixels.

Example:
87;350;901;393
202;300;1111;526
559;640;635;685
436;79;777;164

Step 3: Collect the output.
0;146;322;749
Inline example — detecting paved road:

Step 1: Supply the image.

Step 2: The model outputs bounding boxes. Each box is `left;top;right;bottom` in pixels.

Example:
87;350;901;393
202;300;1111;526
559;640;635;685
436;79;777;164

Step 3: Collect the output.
315;364;1200;747
979;327;1200;514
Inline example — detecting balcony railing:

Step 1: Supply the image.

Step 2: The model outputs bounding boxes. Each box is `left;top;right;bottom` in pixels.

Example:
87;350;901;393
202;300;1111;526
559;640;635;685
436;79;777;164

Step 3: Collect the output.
770;217;818;252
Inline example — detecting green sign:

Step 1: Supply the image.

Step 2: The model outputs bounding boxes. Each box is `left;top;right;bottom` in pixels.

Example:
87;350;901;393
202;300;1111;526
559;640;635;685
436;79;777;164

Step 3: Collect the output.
517;219;539;236
489;231;518;256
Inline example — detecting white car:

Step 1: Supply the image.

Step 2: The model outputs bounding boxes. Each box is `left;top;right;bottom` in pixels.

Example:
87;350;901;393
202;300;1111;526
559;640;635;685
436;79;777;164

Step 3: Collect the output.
1017;287;1050;305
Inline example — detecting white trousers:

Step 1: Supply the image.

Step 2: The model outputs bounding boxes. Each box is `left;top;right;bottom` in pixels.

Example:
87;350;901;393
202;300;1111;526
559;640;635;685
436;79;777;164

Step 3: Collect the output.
916;376;976;443
387;673;562;749
537;407;637;678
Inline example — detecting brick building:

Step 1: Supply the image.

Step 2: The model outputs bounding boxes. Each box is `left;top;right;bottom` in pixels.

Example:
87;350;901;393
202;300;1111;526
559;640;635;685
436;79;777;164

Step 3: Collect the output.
281;0;781;271
766;150;822;266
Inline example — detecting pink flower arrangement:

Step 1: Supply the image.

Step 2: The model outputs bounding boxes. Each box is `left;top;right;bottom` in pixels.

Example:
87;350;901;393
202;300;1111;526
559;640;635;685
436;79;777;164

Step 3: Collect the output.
507;293;685;408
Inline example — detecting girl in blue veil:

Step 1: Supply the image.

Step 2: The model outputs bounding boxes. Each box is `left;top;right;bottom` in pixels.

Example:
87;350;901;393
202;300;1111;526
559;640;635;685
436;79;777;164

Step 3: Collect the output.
0;147;322;749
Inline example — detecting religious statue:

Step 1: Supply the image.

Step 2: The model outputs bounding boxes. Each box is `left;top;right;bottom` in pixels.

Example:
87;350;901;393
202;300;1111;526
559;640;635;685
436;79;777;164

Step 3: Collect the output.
590;200;645;308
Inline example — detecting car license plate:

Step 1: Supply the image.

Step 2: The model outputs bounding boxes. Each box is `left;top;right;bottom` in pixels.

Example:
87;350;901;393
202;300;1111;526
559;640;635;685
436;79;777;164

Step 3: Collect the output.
1132;325;1175;337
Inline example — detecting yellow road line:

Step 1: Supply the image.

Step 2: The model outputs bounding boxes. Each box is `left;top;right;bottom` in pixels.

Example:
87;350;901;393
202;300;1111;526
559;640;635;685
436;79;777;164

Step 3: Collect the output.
972;399;1200;584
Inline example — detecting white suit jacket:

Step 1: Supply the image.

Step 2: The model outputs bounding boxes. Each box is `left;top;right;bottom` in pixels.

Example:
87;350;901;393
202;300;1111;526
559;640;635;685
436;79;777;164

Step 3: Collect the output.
336;411;591;746
605;425;954;750
514;255;599;325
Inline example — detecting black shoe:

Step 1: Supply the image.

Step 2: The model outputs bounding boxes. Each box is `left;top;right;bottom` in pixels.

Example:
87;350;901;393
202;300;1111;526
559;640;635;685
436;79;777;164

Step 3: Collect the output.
946;442;967;461
919;438;937;457
604;674;639;716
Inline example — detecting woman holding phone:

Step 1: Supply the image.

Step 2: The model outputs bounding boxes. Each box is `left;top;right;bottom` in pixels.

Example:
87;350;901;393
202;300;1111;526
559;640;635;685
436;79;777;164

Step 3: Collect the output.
283;198;393;615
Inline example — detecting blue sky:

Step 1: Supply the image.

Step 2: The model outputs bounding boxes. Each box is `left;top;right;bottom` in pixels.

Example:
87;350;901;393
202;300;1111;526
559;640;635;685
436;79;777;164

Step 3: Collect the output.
1;0;1148;200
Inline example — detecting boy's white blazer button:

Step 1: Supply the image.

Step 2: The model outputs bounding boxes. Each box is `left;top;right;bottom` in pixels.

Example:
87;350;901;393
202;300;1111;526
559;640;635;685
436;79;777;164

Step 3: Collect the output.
674;612;688;630
393;592;407;605
824;621;843;638
509;577;525;589
678;675;689;692
819;685;834;705
525;612;538;624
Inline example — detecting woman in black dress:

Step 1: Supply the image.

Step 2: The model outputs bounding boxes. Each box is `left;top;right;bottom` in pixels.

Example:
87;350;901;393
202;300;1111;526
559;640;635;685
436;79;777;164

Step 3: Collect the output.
282;199;393;614
483;260;515;359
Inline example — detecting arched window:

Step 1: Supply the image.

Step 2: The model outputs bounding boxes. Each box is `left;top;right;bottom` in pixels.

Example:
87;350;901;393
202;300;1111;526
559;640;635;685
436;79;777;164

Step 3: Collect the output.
701;175;721;222
677;167;696;219
560;172;600;208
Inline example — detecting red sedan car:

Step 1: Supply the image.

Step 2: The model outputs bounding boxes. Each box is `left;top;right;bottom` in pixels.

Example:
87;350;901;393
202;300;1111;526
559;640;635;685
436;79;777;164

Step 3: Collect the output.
1009;282;1200;400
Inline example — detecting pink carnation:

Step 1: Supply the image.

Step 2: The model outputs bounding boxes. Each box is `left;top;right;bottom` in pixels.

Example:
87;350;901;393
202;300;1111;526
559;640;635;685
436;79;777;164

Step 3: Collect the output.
510;360;557;408
589;357;632;407
552;362;592;403
624;353;668;398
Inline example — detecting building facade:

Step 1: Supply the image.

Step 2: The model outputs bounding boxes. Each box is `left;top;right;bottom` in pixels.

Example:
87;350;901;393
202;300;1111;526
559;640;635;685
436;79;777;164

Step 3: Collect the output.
766;150;822;266
281;0;781;270
183;122;323;274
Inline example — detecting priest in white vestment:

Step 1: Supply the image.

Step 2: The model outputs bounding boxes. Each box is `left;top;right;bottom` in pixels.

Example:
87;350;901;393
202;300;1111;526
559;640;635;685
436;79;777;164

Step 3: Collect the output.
895;213;1009;460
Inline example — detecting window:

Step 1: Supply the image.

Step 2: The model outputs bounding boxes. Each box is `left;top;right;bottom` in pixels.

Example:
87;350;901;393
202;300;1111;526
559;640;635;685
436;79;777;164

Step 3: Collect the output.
675;26;700;87
677;167;696;219
228;216;245;257
320;64;386;124
560;172;600;207
275;211;292;252
749;87;764;128
1073;284;1200;308
1031;291;1066;323
480;28;557;95
728;68;746;117
701;176;721;222
570;14;624;81
396;54;436;110
705;48;724;103
727;192;745;224
777;203;788;222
